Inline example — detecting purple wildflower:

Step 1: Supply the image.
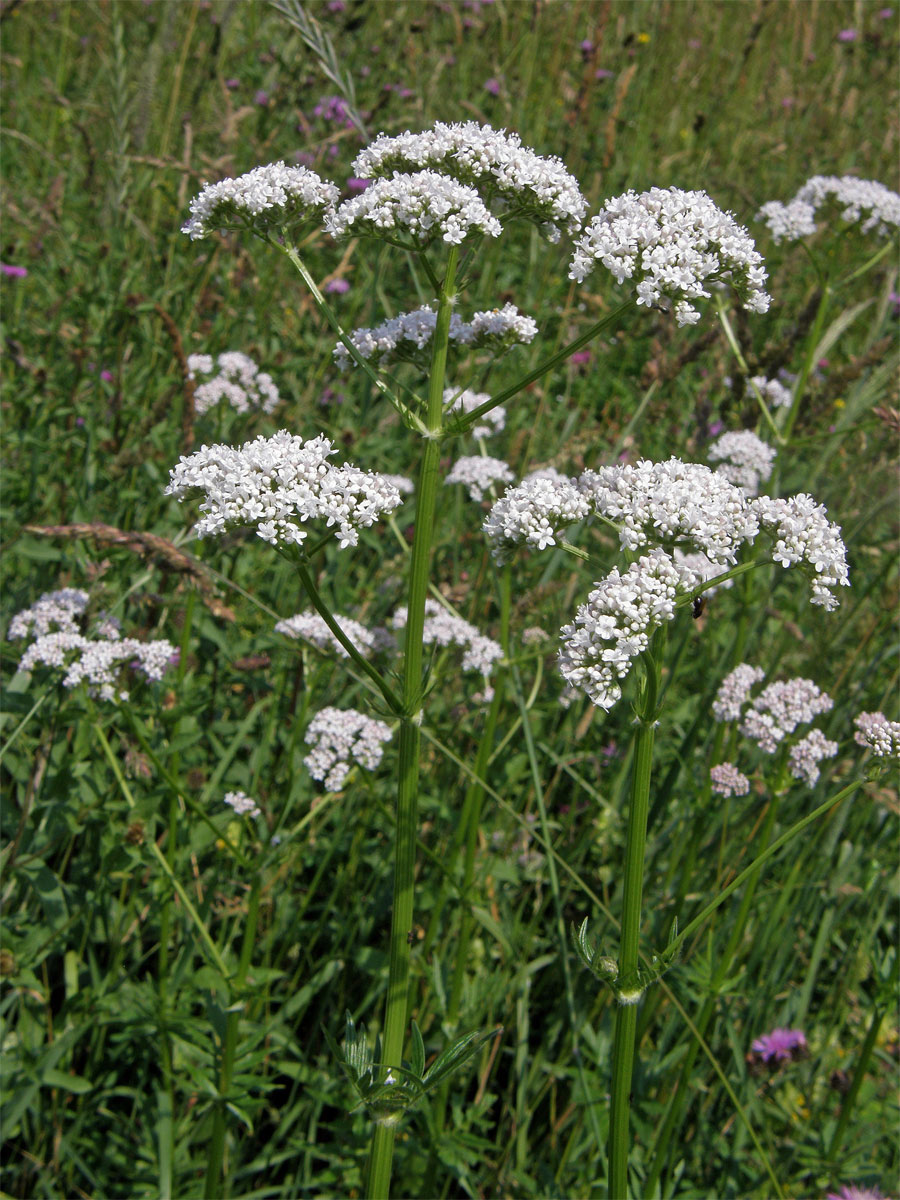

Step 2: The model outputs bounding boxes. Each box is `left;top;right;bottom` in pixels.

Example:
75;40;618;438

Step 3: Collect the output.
254;89;269;106
569;349;592;366
878;7;893;16
751;1027;807;1062
225;78;239;89
100;370;114;383
347;177;370;193
484;77;501;95
595;68;614;79
325;278;350;294
1;264;28;278
826;1188;886;1200
837;28;858;41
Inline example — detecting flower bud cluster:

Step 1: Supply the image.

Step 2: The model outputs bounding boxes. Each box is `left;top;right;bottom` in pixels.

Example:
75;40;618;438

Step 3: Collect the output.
558;548;681;710
569;187;771;325
325;170;502;247
445;455;514;501
788;728;838;786
758;175;900;242
710;762;751;797
224;790;261;818
749;374;793;410
713;664;766;722
8;588;90;639
303;706;393;791
351;121;587;240
166;430;402;549
392;598;503;679
443;388;506;438
274;611;381;658
188;351;279;417
708;429;776;496
853;711;900;759
19;631;177;702
483;470;590;562
183;161;339;240
739;677;834;753
333;303;536;371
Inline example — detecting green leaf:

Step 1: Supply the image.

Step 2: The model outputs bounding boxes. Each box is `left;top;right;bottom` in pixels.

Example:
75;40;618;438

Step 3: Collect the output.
410;1019;426;1080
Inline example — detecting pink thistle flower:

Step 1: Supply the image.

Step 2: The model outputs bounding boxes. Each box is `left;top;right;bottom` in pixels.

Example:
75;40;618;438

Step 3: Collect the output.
837;28;858;41
751;1027;807;1062
1;263;27;277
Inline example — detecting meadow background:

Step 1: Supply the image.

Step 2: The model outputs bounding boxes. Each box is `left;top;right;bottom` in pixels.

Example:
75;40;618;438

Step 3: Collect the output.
1;1;898;1198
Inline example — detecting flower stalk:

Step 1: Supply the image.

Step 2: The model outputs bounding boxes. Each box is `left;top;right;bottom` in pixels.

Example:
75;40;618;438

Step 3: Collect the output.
608;626;664;1198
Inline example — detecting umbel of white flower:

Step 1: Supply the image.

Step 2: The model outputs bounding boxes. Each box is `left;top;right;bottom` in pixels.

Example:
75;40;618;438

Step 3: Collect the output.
303;707;393;792
182;162;339;240
187;351;279;417
569;186;771;326
485;458;850;711
166;430;402;549
351;120;588;241
758;175;900;243
445;455;514;502
332;303;537;372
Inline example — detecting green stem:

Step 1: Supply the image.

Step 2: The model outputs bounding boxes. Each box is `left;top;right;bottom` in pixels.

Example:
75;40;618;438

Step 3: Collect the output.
295;561;402;715
367;247;459;1200
609;629;663;1199
204;877;263;1199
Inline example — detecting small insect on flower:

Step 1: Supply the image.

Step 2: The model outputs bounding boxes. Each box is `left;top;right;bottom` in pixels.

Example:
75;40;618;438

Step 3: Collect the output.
692;595;707;620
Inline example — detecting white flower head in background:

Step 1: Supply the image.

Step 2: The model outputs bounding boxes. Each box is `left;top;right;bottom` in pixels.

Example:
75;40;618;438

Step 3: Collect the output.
274;610;378;658
166;430;402;549
333;303;537;372
8;588;90;640
18;631;177;703
392;598;503;682
352;121;587;241
710;763;751;797
224;790;261;818
708;429;776;497
749;374;793;410
570;186;771;325
758;175;900;243
303;707;393;792
443;388;506;439
183;161;339;240
188;351;280;417
445;455;514;502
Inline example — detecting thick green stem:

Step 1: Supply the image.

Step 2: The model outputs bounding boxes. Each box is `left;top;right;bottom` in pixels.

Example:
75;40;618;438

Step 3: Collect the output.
204;878;263;1199
609;631;663;1199
367;247;459;1200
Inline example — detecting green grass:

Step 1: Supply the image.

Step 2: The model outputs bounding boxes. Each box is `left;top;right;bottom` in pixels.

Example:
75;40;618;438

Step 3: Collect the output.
1;2;898;1198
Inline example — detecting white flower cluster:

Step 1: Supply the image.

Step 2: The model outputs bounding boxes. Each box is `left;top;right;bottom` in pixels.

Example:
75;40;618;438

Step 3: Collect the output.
578;459;760;565
183;161;339;240
378;473;415;495
755;200;817;243
325;170;502;247
445;455;514;501
8;588;90;639
188;351;279;417
710;762;751;798
332;303;537;371
166;431;402;549
558;548;681;710
443;388;506;438
708;430;776;496
19;631;177;702
752;493;849;610
570;187;771;325
224;790;261;818
392;598;503;679
750;374;793;410
713;663;766;722
483;471;590;562
739;677;834;754
352;121;587;240
853;711;900;759
303;706;393;791
274;610;378;658
788;729;838;787
758;176;900;242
